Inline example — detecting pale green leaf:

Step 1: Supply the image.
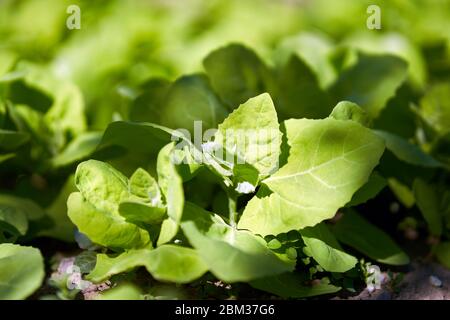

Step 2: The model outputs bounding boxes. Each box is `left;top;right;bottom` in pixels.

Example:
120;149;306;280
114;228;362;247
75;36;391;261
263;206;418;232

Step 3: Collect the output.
87;245;208;284
51;132;102;168
180;202;294;283
0;244;44;300
300;223;357;272
329;101;369;126
157;143;184;246
239;118;385;235
215;93;281;177
67;192;151;250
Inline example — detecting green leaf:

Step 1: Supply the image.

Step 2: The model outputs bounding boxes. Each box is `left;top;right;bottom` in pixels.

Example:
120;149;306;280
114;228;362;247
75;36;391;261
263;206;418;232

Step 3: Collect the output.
274;32;336;88
129;78;171;123
329;101;369;126
0;194;46;222
413;179;443;236
250;272;341;298
374;130;441;168
68;160;150;249
300;223;357;272
119;202;166;226
159;74;228;134
435;242;450;269
203;44;271;108
0;203;28;241
346;172;387;207
128;168;162;207
273;55;333;119
157;143;184;246
67;192;151;250
75;160;129;214
330;53;408;118
180;202;294;283
87;245;208;284
43;81;86;139
332;210;409;266
417;83;450;135
51;132;102;168
215;93;281;177
239;118;385;235
0;244;44;299
97;121;174;159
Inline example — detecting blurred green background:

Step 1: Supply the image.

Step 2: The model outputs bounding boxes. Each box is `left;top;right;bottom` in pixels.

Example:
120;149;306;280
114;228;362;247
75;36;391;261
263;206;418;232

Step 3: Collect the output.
1;0;449;129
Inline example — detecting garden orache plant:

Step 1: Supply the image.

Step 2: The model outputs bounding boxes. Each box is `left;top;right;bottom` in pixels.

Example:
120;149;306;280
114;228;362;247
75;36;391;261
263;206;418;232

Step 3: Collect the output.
63;92;412;297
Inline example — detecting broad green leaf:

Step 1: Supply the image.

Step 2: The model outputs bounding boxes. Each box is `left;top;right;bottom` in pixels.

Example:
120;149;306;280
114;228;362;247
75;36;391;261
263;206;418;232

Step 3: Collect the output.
75;160;130;214
0;203;28;241
97;121;175;159
374;130;441;168
157;143;184;246
180;202;294;283
417;83;450;135
435;242;450;269
203;44;271;108
159;74;228;134
344;32;427;89
43;81;86;139
87;245;208;284
119;201;166;226
40;175;76;242
0;244;44;299
119;168;166;226
329;101;369;126
129;78;171;123
239;118;385;235
215;93;281;177
273;55;333;119
51;132;102;168
250;272;341;298
128;168;162;207
0;194;46;222
330;53;408;118
67;192;150;250
413;179;443;236
332;211;409;265
300;223;357;272
346;172;387;207
274;32;336;88
0;129;29;150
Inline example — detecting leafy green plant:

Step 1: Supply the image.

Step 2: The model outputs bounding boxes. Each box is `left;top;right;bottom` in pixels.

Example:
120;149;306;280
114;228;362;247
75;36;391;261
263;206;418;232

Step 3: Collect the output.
0;0;449;300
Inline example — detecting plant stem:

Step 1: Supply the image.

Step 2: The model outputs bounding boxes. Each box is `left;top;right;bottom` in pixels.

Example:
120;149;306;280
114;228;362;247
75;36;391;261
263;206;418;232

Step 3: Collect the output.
227;191;238;228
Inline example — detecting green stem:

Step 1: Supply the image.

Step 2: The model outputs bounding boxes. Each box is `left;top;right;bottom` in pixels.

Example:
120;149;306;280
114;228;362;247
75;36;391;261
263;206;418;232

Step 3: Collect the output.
227;191;238;228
